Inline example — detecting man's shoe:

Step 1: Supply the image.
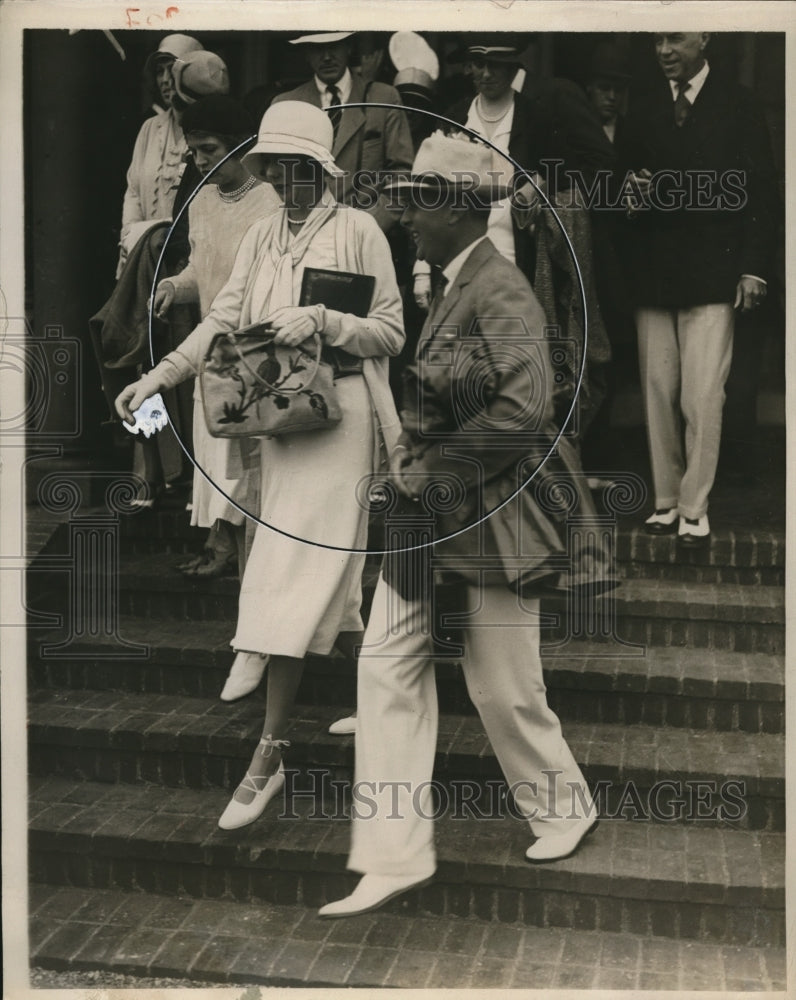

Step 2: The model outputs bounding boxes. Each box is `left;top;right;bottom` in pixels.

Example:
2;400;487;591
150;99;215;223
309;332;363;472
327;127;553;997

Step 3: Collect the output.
328;715;357;736
220;651;269;702
318;873;433;918
644;508;678;535
677;514;711;549
525;818;599;863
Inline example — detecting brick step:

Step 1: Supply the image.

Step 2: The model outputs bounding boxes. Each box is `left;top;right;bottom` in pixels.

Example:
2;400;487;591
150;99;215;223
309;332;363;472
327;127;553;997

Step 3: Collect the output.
28;777;785;947
28;690;784;830
28;620;785;734
58;549;784;652
29;884;786;990
118;510;785;571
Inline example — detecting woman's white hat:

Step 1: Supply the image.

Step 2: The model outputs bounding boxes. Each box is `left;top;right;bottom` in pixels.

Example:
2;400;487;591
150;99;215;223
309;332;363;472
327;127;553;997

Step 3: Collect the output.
144;33;203;73
289;32;355;45
243;101;345;179
382;131;509;203
172;51;230;104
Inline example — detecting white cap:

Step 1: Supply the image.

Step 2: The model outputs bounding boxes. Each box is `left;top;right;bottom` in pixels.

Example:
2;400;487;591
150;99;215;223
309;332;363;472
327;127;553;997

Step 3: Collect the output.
389;32;439;81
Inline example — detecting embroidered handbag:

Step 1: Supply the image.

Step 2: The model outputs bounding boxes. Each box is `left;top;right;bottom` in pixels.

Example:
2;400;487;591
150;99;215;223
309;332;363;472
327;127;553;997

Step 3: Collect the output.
200;322;343;438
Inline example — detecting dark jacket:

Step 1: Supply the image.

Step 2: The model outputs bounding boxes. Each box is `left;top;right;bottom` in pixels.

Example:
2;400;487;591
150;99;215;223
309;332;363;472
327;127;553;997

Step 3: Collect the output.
446;85;616;275
384;238;616;599
621;69;778;308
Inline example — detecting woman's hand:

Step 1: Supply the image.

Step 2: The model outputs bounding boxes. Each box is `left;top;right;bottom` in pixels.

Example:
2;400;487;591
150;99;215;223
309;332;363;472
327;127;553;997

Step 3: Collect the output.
115;380;152;425
152;280;176;319
265;305;325;347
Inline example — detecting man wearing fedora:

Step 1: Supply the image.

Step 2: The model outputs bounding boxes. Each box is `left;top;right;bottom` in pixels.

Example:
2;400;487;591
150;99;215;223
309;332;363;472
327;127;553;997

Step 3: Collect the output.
273;31;413;232
318;133;602;919
622;32;777;547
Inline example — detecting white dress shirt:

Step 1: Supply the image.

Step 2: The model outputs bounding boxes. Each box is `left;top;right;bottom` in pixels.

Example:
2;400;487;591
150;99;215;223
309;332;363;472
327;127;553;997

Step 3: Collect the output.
315;67;353;107
441;236;489;294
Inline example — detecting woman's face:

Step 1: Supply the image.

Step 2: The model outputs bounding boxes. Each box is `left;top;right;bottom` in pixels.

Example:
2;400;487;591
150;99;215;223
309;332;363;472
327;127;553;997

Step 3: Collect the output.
469;57;516;101
155;59;176;108
262;155;323;208
186;134;238;186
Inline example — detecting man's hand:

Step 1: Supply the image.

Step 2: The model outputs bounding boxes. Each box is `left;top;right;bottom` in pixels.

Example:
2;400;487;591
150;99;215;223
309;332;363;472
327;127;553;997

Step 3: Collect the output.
152;280;176;319
511;174;545;230
413;273;431;311
734;275;767;312
624;168;652;215
115;380;151;425
391;444;420;499
265;306;324;346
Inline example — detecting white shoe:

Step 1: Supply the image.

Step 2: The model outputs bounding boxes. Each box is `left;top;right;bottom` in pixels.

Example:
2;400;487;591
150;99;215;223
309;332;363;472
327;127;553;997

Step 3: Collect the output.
328;715;357;736
217;736;289;830
677;514;711;548
525;817;599;863
220;651;269;702
318;873;433;918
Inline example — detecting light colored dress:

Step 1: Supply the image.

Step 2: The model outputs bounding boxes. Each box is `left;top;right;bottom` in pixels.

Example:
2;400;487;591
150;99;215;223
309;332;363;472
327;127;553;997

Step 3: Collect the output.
138;194;404;658
167;182;280;528
121;108;186;233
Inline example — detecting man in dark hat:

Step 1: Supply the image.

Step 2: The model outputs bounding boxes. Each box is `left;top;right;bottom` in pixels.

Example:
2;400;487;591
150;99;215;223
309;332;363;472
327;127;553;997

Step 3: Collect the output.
272;31;413;232
585;41;631;146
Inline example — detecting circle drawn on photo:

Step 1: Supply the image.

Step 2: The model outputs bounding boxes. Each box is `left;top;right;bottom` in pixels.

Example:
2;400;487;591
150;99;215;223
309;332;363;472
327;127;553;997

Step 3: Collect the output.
149;103;587;555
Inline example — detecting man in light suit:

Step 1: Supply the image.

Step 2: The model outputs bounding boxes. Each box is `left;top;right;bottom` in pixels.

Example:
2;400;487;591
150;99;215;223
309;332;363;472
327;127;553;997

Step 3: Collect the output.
318;134;603;919
622;32;777;547
273;31;414;232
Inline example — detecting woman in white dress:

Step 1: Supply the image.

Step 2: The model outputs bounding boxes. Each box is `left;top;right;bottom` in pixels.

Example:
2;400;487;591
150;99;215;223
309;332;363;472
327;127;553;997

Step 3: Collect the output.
152;95;280;579
116;101;405;830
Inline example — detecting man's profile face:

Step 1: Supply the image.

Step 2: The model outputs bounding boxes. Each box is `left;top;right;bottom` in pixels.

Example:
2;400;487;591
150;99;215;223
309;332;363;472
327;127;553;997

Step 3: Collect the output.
654;32;709;83
399;197;454;267
305;40;352;85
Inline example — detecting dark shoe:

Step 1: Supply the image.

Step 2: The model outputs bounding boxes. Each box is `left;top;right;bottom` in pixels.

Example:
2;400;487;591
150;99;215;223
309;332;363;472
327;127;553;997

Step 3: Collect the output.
644;508;678;535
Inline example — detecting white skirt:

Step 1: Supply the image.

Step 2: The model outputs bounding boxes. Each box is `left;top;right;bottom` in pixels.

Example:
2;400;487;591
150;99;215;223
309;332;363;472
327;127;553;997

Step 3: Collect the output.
190;387;248;528
232;376;374;658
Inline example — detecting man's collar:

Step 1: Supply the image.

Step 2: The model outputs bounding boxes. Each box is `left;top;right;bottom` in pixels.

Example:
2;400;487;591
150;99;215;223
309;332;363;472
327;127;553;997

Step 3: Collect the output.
441;236;489;291
314;67;353;104
669;60;710;102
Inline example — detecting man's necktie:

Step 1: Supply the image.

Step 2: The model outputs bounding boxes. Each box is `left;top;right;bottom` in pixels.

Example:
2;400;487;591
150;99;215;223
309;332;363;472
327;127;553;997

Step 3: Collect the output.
673;81;691;127
427;273;449;324
326;84;342;140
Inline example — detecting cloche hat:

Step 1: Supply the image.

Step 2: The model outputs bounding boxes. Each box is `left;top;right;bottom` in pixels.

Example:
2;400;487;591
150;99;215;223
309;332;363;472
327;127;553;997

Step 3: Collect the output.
172;51;230;104
144;33;203;73
242;101;345;179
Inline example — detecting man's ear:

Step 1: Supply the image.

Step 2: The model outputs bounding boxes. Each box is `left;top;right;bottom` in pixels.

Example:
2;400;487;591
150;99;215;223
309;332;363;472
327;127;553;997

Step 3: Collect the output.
699;33;710;51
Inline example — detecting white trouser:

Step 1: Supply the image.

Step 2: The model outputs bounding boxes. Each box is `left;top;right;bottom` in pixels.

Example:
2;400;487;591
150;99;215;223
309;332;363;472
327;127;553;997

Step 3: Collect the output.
636;304;734;520
348;573;593;877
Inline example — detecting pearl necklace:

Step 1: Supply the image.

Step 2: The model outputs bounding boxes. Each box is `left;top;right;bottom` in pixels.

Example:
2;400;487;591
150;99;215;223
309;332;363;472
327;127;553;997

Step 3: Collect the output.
217;174;257;203
287;215;309;225
476;95;513;123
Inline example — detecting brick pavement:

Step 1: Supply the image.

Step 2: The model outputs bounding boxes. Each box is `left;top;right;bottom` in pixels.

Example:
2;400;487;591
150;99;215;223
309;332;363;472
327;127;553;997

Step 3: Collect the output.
29;885;786;990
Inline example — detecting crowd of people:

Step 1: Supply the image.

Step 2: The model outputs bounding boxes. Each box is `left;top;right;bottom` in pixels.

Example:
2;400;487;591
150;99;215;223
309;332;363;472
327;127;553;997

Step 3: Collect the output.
94;29;778;918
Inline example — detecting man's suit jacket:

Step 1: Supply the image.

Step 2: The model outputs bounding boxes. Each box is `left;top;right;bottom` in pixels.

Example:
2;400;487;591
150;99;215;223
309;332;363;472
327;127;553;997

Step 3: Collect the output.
391;237;614;597
273;75;414;231
621;69;778;308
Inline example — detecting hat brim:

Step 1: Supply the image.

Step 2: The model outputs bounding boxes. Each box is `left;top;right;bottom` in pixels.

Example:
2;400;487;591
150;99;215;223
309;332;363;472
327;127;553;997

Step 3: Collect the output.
243;138;345;179
290;32;355;45
464;48;525;65
382;174;509;206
